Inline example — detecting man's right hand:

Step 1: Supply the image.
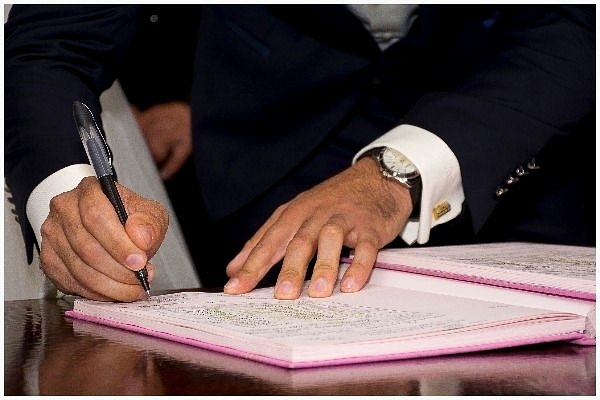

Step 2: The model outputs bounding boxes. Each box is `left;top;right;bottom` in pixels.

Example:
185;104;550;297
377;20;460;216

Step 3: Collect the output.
39;176;169;302
131;101;192;181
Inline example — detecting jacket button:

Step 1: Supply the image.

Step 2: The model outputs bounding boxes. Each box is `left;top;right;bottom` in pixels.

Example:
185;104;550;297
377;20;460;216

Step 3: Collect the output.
527;158;541;170
515;166;527;176
495;187;508;197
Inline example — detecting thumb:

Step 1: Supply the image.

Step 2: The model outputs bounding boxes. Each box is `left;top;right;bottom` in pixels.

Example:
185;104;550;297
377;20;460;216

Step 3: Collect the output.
116;183;169;257
124;206;169;258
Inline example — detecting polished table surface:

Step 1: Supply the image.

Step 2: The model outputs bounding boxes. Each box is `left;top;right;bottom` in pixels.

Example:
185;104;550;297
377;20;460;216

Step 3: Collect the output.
5;296;596;396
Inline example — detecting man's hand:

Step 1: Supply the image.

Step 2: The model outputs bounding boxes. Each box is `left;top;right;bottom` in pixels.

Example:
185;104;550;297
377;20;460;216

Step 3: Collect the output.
224;156;413;299
39;177;169;302
131;101;192;180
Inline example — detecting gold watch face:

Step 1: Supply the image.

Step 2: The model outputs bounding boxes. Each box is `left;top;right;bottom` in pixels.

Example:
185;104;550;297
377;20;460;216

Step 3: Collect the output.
381;148;419;178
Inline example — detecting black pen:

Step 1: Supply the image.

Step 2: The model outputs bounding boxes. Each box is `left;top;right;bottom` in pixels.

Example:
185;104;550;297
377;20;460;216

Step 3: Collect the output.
72;101;151;297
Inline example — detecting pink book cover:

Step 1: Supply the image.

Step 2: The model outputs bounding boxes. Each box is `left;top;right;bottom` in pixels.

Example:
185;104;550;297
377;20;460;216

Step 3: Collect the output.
64;310;593;369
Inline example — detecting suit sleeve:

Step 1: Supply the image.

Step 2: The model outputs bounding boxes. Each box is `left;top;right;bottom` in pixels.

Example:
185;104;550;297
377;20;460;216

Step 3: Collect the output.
4;5;145;261
401;5;595;232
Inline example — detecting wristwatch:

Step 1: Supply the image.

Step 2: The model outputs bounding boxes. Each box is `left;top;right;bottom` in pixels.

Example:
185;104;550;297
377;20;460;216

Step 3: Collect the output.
370;147;422;216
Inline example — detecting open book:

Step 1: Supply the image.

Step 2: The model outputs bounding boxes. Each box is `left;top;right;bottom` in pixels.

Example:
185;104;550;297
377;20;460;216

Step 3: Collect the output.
66;242;595;369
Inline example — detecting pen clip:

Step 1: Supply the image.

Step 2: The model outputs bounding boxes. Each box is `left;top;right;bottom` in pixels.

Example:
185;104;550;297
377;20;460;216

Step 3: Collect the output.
95;124;114;175
98;130;118;181
73;101;118;180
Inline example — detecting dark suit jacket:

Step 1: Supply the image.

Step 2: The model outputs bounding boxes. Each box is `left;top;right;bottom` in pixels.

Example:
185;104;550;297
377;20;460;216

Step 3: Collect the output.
5;5;595;262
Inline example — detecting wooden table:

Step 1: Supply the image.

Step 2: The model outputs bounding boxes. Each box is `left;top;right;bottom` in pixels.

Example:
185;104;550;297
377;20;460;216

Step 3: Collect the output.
5;297;596;395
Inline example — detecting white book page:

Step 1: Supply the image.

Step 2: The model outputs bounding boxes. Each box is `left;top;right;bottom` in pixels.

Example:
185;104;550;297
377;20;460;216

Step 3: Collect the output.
75;283;583;351
364;266;595;322
379;242;595;279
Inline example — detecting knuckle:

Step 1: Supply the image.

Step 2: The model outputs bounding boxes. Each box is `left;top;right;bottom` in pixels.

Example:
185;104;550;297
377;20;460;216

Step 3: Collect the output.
313;262;338;274
236;267;257;279
357;229;383;249
249;240;271;258
286;235;313;253
77;239;101;261
81;202;105;227
69;231;102;264
273;203;289;216
359;242;380;257
350;258;372;271
48;193;68;214
40;218;53;238
278;267;305;281
319;222;343;237
80;176;97;187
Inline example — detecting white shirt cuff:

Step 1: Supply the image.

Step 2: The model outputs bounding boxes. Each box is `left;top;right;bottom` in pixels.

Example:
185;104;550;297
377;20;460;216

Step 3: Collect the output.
26;164;96;245
353;124;465;245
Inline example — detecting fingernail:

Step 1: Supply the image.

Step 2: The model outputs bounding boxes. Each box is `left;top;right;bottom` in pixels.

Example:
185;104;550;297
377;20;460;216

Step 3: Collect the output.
341;276;357;292
126;253;145;269
310;277;328;292
276;280;294;296
224;277;239;292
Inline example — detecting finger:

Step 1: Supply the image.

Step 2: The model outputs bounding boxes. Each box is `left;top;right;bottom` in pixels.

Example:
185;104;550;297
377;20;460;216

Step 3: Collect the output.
274;217;321;299
145;135;170;166
68;253;152;302
45;179;154;301
159;142;191;180
307;214;348;297
340;236;379;293
64;242;153;302
40;237;112;301
76;178;151;271
124;200;169;259
46;190;138;285
225;203;288;277
224;205;295;295
57;214;152;300
42;228;150;302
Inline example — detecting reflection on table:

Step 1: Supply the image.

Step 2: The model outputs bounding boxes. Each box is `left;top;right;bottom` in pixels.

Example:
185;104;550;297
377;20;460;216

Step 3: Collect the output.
4;297;596;396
